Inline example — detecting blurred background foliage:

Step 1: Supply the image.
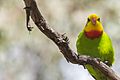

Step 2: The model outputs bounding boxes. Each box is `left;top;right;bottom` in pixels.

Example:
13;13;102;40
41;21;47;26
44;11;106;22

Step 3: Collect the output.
0;0;120;80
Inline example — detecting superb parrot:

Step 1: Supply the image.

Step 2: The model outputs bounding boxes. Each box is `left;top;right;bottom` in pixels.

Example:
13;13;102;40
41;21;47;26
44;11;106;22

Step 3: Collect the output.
76;14;114;80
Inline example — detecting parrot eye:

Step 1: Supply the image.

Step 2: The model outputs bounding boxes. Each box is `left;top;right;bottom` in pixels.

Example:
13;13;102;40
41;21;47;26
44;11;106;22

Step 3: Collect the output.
85;18;90;26
87;18;90;22
97;18;100;22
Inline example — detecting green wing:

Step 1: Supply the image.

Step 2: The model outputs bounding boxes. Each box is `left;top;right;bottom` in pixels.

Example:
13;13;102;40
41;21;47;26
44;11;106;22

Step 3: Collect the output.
76;31;114;80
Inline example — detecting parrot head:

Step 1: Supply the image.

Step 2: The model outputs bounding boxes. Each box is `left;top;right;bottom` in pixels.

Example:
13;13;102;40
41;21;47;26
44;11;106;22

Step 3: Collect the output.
84;14;103;39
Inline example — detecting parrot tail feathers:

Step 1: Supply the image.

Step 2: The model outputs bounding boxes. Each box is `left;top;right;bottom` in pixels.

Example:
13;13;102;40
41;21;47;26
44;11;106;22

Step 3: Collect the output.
85;64;110;80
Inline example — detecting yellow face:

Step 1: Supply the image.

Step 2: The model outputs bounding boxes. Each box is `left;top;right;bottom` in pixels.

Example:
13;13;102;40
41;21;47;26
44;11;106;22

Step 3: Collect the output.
84;14;103;32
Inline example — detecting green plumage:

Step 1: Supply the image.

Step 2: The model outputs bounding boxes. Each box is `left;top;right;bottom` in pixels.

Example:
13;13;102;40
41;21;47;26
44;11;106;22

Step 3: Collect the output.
76;31;114;80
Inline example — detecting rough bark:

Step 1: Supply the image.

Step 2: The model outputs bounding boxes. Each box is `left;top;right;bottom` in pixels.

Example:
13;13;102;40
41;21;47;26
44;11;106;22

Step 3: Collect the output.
23;0;120;80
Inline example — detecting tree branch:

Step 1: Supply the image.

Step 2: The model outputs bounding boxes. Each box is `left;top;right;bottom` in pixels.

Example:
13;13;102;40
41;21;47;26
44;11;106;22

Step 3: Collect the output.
23;0;120;80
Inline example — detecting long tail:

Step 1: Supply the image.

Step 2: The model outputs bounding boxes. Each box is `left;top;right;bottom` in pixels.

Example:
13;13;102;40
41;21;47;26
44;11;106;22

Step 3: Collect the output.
86;64;110;80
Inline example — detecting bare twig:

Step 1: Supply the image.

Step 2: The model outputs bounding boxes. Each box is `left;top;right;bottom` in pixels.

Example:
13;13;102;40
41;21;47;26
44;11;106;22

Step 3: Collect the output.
23;0;120;80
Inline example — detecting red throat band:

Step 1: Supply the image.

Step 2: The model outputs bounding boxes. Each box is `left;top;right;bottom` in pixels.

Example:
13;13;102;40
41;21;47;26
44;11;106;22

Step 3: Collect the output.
84;30;103;39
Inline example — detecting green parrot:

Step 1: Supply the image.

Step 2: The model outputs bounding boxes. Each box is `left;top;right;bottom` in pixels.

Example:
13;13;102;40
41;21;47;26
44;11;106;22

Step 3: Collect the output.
76;14;114;80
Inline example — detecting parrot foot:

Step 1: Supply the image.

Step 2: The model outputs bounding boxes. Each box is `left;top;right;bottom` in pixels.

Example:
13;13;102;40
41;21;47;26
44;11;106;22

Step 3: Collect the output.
104;61;111;66
95;58;101;63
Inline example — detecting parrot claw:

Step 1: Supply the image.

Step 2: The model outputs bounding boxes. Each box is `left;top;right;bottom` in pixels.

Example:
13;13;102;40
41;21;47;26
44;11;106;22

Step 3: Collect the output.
104;61;111;66
104;61;108;64
96;58;101;63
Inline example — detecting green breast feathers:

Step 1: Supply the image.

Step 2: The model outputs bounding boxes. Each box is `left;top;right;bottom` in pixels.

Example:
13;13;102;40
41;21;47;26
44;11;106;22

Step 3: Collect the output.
76;31;114;66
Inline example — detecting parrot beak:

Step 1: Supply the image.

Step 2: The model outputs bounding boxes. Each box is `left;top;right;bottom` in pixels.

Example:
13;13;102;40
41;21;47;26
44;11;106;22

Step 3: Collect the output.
91;18;96;25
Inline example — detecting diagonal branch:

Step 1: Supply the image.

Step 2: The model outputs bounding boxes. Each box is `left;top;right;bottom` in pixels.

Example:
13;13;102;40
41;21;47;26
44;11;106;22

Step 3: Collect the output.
23;0;120;80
